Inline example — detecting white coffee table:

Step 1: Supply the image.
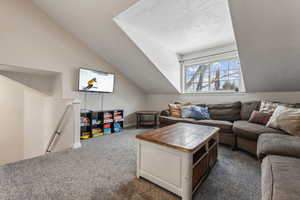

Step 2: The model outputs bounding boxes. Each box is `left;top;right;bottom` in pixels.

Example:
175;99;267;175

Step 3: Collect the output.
136;123;219;200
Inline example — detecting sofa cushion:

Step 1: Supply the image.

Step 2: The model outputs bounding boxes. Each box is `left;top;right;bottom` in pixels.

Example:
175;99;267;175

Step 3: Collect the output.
257;134;300;159
240;101;261;120
233;120;284;141
159;116;190;124
207;101;241;121
262;155;300;200
196;120;233;133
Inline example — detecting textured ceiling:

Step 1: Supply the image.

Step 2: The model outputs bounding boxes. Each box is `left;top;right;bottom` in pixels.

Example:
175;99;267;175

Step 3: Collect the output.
117;0;235;54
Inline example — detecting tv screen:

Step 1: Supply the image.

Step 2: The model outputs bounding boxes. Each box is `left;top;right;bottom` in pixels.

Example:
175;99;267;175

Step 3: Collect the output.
79;68;114;93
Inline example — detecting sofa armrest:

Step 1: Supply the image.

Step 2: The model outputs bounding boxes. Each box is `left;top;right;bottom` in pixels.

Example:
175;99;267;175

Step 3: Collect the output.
257;133;300;160
160;109;170;117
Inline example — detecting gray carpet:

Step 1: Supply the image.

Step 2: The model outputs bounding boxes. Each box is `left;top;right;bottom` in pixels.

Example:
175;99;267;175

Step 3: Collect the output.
0;128;261;200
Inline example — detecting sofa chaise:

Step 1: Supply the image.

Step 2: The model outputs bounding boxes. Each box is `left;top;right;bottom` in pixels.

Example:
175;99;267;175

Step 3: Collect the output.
257;134;300;200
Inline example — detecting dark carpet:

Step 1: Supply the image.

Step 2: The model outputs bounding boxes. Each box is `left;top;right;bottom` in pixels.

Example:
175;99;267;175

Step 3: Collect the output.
0;128;260;200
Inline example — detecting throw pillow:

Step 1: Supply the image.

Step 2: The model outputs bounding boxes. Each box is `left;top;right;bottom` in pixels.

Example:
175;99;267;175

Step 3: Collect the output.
267;105;300;136
248;110;273;125
181;106;193;118
191;106;211;120
168;103;191;118
259;100;279;113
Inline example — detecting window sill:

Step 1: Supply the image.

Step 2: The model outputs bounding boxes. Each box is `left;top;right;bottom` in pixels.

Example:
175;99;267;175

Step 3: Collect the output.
181;91;246;96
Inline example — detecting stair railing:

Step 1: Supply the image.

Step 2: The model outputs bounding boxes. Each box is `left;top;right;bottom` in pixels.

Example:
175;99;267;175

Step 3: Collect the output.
45;104;73;154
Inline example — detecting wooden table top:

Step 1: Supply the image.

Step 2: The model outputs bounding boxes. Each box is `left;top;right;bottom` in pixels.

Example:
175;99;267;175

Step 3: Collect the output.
136;123;219;152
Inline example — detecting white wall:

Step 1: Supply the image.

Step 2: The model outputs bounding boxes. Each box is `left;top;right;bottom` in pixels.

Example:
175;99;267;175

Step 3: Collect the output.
147;92;300;111
114;20;181;92
24;93;75;158
0;0;147;125
24;90;45;159
229;0;300;92
0;75;24;164
43;98;75;153
0;73;78;164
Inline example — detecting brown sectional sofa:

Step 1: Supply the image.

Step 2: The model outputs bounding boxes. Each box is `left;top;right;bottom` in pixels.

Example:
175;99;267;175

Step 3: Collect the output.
159;101;288;155
160;101;300;200
257;134;300;200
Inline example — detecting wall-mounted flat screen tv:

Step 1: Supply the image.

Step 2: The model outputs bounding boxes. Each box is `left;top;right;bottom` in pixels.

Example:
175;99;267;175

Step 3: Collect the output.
79;68;114;93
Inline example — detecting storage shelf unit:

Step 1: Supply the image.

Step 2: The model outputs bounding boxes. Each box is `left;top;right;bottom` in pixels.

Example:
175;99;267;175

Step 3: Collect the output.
80;111;92;139
80;110;124;139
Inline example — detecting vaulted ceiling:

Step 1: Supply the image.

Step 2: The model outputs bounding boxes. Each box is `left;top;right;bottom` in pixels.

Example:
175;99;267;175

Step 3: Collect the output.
32;0;300;94
32;0;180;94
32;0;236;94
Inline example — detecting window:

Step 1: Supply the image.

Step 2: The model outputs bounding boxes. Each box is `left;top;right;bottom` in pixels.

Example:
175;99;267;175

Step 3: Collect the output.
184;58;241;93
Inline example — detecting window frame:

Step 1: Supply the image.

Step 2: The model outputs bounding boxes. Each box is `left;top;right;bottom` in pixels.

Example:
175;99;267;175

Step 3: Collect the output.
182;56;242;94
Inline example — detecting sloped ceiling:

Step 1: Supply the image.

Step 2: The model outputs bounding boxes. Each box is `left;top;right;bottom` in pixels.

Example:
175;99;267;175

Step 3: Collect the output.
114;0;235;93
32;0;179;94
34;0;299;94
0;64;61;96
229;0;300;92
116;0;235;54
32;0;239;94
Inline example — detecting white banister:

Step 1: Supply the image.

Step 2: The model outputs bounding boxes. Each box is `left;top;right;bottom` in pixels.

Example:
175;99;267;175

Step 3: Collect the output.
72;99;82;149
45;104;73;154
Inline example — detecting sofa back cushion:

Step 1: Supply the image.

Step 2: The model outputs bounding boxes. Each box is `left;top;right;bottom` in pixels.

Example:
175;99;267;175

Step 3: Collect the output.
207;102;241;121
160;109;170;117
241;101;261;120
